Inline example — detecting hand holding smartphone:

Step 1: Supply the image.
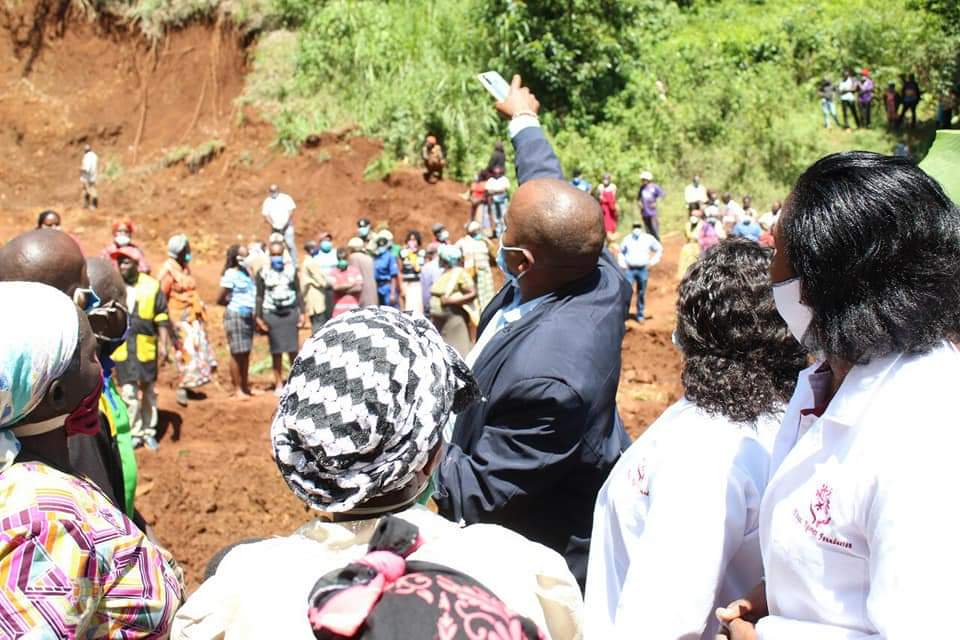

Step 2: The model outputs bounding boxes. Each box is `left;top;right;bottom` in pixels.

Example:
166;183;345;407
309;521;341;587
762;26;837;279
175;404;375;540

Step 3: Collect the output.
477;71;511;102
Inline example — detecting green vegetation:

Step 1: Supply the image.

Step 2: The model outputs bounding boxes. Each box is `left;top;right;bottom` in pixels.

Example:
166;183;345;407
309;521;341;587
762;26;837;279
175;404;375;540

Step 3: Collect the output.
239;0;957;232
68;0;959;233
162;139;225;173
102;156;124;180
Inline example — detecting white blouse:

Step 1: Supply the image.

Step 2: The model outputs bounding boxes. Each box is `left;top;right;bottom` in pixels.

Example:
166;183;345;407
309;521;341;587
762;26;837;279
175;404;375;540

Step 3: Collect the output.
585;398;781;639
758;342;960;638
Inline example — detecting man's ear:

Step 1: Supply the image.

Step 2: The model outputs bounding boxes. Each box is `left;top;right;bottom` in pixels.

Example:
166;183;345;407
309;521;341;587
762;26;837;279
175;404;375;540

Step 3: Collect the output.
46;380;67;413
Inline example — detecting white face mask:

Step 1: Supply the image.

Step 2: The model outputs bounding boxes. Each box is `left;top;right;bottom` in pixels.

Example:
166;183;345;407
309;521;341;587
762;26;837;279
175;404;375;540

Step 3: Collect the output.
115;233;131;246
772;277;813;346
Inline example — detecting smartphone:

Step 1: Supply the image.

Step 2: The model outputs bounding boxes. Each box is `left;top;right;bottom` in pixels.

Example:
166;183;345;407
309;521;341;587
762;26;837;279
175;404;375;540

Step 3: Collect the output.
477;71;511;102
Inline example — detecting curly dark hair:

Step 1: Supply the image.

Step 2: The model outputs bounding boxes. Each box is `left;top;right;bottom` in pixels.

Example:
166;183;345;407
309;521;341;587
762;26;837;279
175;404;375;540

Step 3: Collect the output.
222;244;242;275
676;239;808;424
782;151;960;364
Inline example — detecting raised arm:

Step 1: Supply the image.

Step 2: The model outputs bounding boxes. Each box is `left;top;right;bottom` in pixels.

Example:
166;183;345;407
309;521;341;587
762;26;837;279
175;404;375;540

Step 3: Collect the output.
496;75;563;184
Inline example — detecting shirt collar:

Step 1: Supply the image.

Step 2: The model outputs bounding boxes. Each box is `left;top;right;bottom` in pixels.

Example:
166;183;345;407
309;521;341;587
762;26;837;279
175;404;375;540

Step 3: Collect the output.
805;350;905;427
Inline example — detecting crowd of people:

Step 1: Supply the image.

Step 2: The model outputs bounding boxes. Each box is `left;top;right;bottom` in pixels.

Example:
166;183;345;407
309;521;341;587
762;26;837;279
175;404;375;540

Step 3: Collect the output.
0;74;958;640
817;68;958;131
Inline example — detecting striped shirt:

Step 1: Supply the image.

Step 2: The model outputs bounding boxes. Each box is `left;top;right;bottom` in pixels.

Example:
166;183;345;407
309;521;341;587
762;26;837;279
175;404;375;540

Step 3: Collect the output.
0;462;182;638
220;267;256;315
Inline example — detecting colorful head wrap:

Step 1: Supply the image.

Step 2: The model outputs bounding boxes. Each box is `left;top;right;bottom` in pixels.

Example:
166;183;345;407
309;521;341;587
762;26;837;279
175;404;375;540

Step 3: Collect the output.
0;282;80;469
271;306;479;513
307;516;545;640
167;233;189;258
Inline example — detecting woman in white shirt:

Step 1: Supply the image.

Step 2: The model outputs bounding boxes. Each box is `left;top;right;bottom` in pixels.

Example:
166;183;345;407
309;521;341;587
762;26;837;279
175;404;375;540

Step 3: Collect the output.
719;151;960;638
585;239;807;639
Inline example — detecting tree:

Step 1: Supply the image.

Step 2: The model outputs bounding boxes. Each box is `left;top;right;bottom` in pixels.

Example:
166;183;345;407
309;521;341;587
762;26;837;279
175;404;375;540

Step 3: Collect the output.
477;0;657;124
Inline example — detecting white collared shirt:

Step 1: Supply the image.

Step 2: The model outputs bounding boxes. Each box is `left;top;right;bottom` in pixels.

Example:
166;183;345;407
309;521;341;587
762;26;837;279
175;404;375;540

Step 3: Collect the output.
261;192;297;230
464;290;545;369
81;150;98;181
684;183;707;205
585;399;781;640
757;341;960;639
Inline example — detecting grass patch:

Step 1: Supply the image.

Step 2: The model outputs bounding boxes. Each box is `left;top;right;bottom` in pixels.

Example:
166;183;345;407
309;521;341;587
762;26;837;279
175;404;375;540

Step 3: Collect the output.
162;140;225;173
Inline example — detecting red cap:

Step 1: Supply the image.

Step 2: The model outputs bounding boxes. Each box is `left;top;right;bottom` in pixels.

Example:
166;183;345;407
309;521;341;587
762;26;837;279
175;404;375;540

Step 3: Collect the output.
861;68;870;77
111;246;141;263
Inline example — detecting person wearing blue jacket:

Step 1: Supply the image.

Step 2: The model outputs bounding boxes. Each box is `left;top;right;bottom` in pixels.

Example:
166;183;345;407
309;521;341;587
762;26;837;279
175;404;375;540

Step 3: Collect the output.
435;75;632;588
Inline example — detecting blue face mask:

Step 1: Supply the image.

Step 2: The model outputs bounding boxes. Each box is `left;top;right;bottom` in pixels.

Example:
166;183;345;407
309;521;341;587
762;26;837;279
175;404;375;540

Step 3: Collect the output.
271;256;285;271
184;252;192;264
358;226;370;238
320;240;333;253
496;240;528;286
375;245;388;256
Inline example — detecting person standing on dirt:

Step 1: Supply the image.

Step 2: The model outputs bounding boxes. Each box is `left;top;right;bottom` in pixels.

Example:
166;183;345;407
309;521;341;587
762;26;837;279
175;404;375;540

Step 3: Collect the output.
598;174;619;238
83;257;146;527
101;218;151;274
158;234;216;407
485;165;511;238
420;241;441;312
330;247;364;317
80;143;98;209
347;237;377;307
435;75;633;588
301;234;337;333
619;220;663;321
261;184;298;265
373;232;401;308
817;76;842;129
898;73;922;129
838;68;861;129
684;175;707;211
399;230;426;315
113;247;171;450
637;171;665;241
256;241;305;396
858;68;875;128
422;135;446;182
217;244;258;399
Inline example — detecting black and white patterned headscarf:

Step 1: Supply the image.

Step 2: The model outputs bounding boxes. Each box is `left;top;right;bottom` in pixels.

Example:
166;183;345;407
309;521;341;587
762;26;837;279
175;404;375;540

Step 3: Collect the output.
271;306;480;513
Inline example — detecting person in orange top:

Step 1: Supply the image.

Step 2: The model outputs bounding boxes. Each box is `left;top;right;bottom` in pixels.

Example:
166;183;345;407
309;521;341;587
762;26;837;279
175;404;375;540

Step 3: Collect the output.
157;234;217;407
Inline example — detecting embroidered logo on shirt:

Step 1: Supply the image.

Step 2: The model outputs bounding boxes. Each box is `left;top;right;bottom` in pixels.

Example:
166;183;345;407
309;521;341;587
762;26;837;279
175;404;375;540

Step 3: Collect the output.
792;482;853;551
809;483;832;527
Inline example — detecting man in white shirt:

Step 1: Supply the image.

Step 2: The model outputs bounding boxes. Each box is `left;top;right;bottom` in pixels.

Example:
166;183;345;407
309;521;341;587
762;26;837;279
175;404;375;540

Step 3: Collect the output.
619;221;662;320
485;165;511;238
684;175;707;211
81;143;99;209
261;184;298;264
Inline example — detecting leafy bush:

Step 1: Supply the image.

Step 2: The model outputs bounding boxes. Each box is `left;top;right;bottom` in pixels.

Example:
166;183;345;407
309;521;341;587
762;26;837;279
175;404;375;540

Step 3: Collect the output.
237;0;958;231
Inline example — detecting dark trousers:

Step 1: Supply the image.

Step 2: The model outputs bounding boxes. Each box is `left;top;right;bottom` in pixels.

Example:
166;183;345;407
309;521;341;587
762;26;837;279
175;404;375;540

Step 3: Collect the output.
625;266;649;319
642;214;660;241
841;100;860;128
898;100;918;128
859;102;872;128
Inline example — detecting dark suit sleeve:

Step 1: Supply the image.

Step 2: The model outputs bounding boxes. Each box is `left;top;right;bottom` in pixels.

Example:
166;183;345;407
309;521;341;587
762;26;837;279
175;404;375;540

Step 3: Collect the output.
512;126;564;184
435;377;586;523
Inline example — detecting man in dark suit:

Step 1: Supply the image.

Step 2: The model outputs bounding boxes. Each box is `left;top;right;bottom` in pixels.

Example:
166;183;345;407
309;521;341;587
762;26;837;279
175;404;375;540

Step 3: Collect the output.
435;75;632;587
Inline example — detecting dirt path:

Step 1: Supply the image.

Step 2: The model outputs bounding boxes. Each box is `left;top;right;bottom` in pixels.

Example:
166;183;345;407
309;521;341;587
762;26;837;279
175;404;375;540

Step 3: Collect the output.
0;5;683;590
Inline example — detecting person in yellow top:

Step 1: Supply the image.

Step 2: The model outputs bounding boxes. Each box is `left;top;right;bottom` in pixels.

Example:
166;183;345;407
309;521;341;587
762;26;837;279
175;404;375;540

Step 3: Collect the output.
112;247;172;450
456;221;496;311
